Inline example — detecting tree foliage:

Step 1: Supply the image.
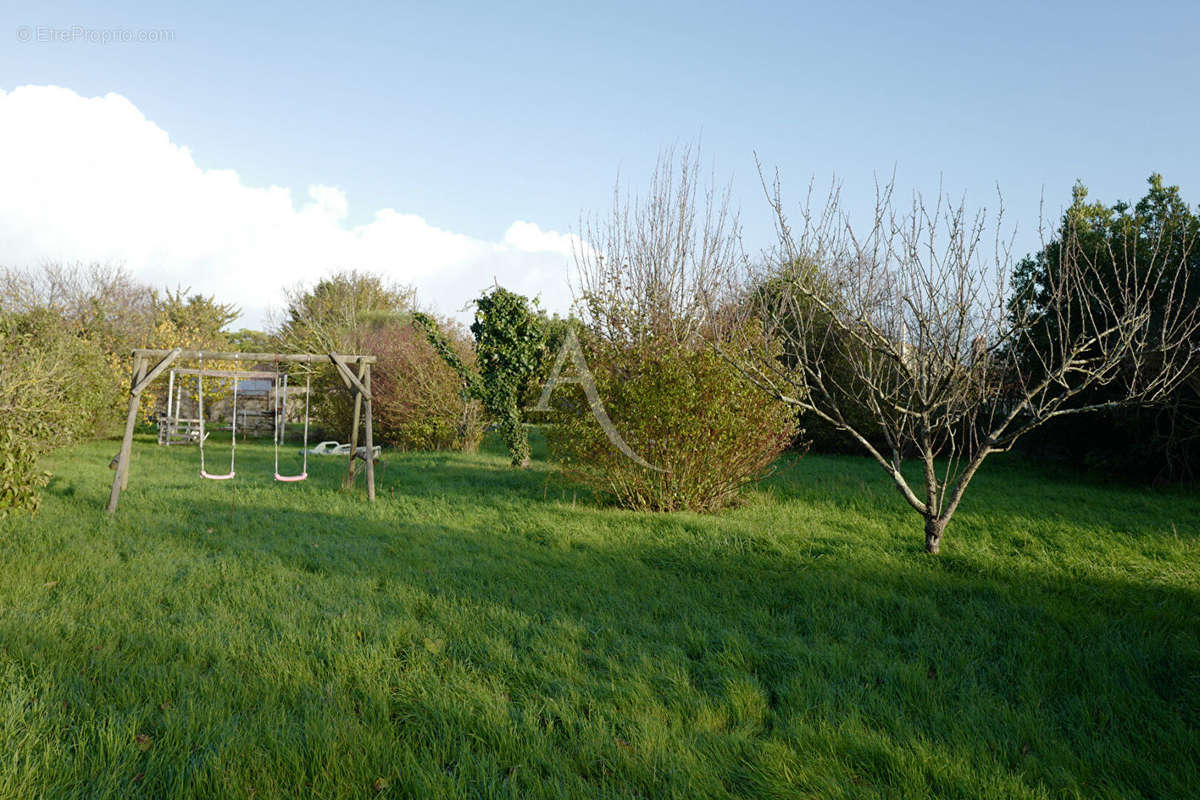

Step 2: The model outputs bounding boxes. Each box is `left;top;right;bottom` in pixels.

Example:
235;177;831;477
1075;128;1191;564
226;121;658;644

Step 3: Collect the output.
547;326;797;512
0;264;246;513
0;309;121;514
141;288;241;422
558;148;795;510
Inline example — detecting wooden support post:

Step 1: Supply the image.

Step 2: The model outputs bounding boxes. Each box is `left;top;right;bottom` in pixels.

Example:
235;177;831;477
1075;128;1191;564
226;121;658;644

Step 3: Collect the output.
364;363;375;502
107;354;145;513
131;348;181;396
344;358;368;489
121;356;149;491
162;369;175;446
329;353;371;398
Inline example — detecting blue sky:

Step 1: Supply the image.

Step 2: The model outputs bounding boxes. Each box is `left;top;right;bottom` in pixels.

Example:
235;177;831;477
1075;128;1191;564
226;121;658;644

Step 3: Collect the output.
2;0;1198;324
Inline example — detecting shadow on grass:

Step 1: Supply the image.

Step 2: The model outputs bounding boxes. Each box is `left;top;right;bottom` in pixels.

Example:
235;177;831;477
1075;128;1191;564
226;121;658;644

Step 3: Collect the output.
86;491;1200;796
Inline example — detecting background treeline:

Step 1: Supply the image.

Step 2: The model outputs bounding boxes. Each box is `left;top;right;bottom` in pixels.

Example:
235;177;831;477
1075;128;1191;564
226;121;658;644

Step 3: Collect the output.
2;171;1196;517
1007;176;1200;482
787;175;1200;483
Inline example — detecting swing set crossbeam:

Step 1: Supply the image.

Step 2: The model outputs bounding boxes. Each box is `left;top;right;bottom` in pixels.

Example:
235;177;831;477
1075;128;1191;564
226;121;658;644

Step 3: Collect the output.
131;349;376;364
171;368;281;380
106;350;377;513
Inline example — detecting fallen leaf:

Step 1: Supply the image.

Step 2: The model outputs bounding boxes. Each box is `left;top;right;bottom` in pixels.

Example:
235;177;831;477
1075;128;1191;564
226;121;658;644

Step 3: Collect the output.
132;772;145;783
373;777;389;792
43;581;58;588
136;733;152;751
615;737;631;750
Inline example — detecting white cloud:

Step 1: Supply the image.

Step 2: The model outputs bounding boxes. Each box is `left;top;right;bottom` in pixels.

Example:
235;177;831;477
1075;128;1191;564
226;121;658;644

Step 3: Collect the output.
503;220;578;257
0;85;583;326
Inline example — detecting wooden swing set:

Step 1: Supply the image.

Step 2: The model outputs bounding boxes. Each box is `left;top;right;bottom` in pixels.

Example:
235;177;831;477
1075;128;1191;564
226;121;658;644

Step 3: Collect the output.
106;348;377;513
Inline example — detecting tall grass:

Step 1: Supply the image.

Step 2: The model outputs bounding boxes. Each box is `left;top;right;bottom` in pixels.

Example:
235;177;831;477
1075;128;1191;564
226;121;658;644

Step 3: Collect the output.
0;432;1196;798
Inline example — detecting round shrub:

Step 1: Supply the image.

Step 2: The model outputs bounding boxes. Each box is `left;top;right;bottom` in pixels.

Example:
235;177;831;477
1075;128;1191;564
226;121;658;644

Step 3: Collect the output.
546;328;798;512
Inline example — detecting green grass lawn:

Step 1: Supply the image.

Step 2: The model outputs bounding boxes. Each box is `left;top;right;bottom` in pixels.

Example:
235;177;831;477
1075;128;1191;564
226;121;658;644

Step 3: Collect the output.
1;431;1197;799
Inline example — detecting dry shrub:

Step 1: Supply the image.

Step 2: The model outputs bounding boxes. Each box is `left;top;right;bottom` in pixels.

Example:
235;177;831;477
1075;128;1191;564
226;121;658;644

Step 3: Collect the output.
365;320;484;452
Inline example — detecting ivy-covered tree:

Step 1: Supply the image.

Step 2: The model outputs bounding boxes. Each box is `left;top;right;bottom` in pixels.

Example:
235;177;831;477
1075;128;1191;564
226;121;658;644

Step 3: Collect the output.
414;287;546;467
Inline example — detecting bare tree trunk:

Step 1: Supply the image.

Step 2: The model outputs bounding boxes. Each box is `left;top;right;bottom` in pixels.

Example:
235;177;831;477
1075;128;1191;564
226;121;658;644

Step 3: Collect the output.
924;515;945;554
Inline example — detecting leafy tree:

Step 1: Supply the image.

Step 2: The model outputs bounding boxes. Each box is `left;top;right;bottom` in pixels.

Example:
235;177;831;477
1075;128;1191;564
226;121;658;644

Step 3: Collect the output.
0;263;158;352
0;267;244;511
471;288;547;467
1;264;160;430
142;288;240;423
277;271;415;354
0;309;119;514
155;287;239;341
228;328;274;353
559;148;795;510
547;324;797;512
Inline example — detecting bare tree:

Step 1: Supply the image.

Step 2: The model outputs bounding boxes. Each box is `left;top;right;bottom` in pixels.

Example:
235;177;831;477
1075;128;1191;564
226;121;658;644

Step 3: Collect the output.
573;146;742;346
0;261;157;341
726;173;1200;553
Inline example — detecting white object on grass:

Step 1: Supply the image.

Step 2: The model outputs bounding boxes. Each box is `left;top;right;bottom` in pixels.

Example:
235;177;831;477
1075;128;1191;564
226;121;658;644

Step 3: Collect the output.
304;441;381;459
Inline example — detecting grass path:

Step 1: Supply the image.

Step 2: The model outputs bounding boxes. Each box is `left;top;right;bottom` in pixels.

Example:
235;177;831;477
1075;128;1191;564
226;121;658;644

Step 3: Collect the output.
0;432;1197;798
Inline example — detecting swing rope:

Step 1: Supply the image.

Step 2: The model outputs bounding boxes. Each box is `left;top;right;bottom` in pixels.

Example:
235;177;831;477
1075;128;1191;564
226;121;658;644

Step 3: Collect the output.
198;352;238;480
273;365;310;482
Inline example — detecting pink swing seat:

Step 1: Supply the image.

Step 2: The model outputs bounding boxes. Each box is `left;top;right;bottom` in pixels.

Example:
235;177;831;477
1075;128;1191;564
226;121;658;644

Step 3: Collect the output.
274;369;311;483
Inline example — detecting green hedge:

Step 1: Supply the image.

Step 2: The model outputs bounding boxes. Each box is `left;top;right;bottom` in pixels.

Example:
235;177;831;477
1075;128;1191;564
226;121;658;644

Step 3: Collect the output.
0;311;124;515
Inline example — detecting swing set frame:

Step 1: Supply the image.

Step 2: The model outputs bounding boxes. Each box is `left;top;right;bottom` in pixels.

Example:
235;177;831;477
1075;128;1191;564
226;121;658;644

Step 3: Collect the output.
106;348;377;513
